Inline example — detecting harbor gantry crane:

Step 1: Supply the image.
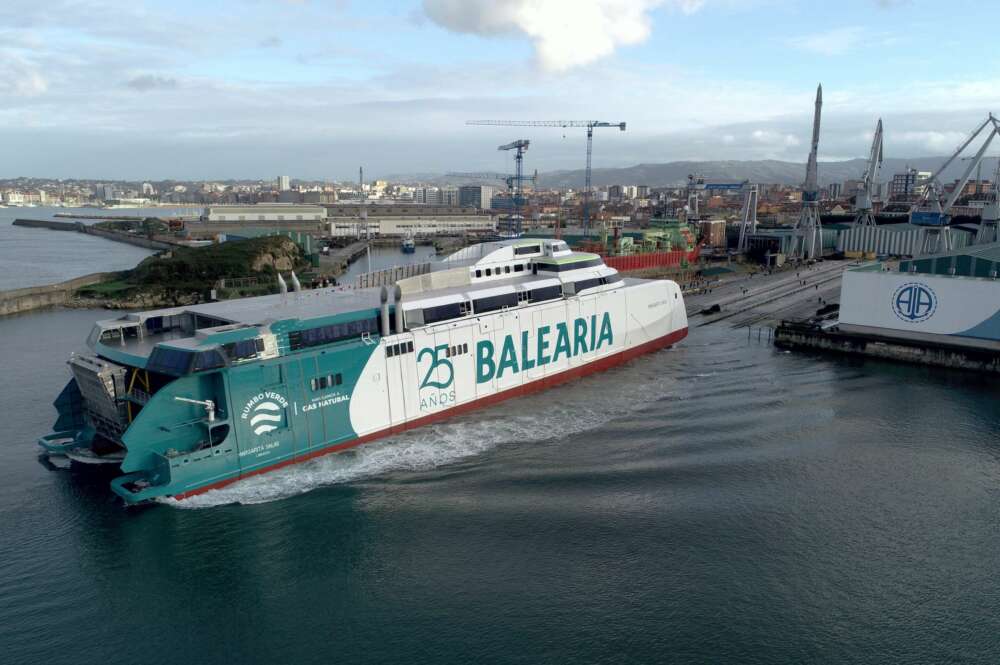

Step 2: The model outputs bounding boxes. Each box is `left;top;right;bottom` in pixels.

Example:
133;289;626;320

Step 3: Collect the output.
467;119;627;234
910;114;1000;254
683;174;758;254
789;84;824;261
736;183;760;254
854;118;883;227
977;159;1000;245
684;174;747;222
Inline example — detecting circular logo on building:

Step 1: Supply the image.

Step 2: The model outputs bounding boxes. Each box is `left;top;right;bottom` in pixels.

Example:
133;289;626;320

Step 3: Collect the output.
891;282;937;323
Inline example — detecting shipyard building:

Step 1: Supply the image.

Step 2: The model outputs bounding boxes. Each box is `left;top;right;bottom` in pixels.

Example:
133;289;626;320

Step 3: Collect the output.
838;243;1000;351
325;204;495;237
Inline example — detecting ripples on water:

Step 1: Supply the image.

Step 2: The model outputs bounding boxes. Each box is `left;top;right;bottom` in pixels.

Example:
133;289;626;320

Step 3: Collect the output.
4;307;1000;665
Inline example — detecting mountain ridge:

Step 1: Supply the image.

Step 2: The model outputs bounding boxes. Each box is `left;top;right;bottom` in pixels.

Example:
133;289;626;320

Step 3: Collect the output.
389;156;966;189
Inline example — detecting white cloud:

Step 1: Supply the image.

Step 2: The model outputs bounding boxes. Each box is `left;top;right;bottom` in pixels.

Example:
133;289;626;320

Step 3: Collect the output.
894;130;968;153
2;53;48;97
422;0;703;72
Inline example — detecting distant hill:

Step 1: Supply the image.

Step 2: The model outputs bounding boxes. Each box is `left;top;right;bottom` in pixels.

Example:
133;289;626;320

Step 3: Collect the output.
536;157;957;189
394;156;962;189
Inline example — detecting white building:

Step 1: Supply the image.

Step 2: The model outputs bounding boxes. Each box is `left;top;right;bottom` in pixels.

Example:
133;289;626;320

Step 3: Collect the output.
413;187;442;205
201;204;327;223
277;175;291;192
328;214;495;238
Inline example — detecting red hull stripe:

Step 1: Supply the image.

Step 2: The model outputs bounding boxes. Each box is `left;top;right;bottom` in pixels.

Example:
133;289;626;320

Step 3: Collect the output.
174;327;688;501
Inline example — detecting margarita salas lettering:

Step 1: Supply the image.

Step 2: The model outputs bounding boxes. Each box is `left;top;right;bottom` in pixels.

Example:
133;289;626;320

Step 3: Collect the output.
476;312;614;383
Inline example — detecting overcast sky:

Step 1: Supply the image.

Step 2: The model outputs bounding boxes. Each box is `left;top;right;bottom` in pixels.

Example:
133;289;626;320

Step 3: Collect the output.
3;0;999;180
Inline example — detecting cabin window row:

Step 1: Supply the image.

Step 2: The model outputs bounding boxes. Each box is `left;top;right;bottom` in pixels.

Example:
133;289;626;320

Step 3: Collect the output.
288;317;379;351
311;374;343;391
474;264;526;279
445;343;469;358
415;285;564;327
386;341;414;357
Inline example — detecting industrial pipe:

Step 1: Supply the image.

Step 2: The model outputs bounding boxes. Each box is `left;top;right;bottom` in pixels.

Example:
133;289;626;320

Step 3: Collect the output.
393;284;404;333
380;285;390;335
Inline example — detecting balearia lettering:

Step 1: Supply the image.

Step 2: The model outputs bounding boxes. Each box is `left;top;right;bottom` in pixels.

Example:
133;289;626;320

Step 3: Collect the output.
476;312;613;384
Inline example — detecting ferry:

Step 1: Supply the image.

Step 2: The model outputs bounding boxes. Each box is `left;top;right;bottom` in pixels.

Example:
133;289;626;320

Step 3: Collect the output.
38;239;688;504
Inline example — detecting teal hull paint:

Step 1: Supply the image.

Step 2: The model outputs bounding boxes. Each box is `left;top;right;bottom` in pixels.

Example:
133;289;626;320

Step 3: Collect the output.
113;338;379;503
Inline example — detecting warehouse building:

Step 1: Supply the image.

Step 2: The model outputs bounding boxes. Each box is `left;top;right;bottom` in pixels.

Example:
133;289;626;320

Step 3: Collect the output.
838;243;1000;351
201;205;327;223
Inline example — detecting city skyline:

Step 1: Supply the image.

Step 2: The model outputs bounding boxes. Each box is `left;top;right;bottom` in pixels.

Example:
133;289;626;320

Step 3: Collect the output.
3;0;1000;179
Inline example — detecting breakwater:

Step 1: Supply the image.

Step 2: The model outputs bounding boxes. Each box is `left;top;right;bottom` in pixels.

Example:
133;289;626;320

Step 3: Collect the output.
0;272;109;316
13;218;175;250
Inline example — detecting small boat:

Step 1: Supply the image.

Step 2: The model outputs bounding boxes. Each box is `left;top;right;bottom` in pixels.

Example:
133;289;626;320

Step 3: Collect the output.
401;235;416;253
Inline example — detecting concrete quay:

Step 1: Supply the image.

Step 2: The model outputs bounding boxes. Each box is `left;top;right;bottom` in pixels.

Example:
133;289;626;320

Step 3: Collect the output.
774;321;1000;374
0;273;110;317
13;218;175;250
685;260;852;329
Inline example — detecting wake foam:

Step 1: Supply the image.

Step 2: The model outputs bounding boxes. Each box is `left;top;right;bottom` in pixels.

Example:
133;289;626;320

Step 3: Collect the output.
163;357;680;509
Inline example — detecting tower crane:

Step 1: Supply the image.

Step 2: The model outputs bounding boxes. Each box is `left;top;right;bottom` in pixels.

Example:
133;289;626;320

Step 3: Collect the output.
467;119;627;234
497;139;530;236
854;118;883;227
910;114;1000;254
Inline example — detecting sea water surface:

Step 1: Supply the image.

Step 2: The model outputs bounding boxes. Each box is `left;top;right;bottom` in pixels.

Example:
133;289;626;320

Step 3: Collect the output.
0;207;195;290
1;302;999;664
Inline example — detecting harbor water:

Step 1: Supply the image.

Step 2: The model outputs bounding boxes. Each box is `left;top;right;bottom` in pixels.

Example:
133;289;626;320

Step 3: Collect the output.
2;301;1000;663
0;207;194;291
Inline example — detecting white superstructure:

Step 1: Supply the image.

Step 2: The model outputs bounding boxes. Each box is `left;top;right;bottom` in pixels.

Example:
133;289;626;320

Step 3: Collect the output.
349;238;689;434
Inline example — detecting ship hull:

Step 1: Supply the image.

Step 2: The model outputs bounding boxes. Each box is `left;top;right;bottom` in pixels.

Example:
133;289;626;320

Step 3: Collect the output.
172;324;687;501
99;274;688;504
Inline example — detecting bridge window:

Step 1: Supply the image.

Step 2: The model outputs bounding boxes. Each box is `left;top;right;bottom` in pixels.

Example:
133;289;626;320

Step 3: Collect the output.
514;245;541;256
147;347;194;376
194;349;226;371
